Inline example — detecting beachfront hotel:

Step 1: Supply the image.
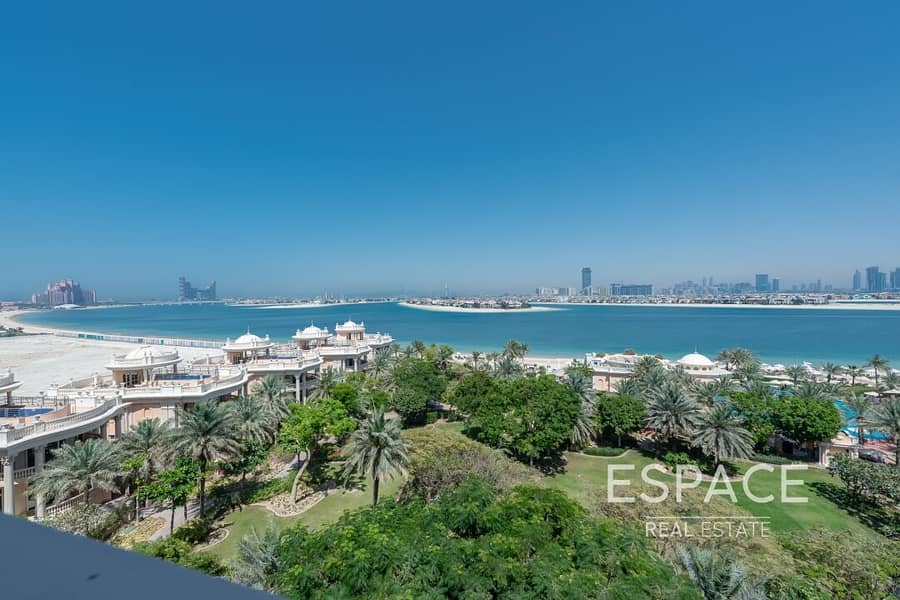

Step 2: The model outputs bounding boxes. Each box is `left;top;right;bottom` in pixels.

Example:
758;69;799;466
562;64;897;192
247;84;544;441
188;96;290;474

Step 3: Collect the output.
586;351;731;392
0;321;392;517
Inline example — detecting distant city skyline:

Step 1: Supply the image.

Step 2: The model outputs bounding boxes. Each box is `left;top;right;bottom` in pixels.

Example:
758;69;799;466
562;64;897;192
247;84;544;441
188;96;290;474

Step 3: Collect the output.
3;4;900;300
6;262;900;302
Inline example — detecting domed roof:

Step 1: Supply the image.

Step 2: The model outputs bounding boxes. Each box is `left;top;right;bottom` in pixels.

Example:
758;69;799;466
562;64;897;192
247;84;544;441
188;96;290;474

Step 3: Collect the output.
234;332;265;345
336;319;364;330
293;324;330;339
125;346;178;360
678;352;714;368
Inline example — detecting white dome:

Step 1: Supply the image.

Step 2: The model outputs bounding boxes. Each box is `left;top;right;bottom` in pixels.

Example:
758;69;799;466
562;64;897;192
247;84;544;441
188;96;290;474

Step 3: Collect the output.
302;325;323;335
234;333;265;345
125;346;178;360
678;352;714;368
336;319;364;330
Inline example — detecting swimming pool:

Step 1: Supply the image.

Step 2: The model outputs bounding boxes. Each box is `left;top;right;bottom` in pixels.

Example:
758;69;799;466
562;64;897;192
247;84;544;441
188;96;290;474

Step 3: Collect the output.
0;407;54;418
835;399;888;441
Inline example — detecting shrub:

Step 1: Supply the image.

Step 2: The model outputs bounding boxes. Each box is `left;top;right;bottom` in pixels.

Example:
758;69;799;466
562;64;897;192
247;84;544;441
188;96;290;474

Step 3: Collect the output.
400;427;539;501
750;453;795;465
582;446;625;457
243;474;293;504
134;538;227;576
45;503;129;541
426;410;439;424
662;451;697;470
780;529;900;599
173;516;214;545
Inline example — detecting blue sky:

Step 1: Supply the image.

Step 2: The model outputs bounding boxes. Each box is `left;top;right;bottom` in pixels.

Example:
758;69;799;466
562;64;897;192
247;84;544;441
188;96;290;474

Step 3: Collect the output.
2;2;899;300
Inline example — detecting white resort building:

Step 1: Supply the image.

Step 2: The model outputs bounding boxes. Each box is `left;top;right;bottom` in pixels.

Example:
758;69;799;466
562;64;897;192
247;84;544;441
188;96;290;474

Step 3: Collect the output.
585;351;731;392
0;321;393;517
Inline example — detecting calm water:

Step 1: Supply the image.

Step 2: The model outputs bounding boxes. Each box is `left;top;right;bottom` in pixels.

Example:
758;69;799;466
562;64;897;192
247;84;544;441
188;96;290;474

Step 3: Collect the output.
17;302;900;365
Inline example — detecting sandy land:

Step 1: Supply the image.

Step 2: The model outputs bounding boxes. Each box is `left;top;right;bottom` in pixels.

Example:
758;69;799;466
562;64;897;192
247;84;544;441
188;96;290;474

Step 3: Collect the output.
232;301;378;310
533;301;900;311
0;335;224;395
0;311;223;395
399;302;560;314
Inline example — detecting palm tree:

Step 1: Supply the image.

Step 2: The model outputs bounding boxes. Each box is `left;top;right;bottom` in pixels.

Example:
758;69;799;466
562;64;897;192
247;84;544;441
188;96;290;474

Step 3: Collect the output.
342;409;409;507
793;381;831;401
844;393;871;446
820;362;842;384
676;545;767;600
783;364;809;385
869;398;900;467
120;418;170;520
882;370;900;391
230;520;281;591
692;403;754;468
692;381;718;407
494;354;524;380
645;381;702;448
743;378;772;400
716;349;737;371
866;354;890;389
615;377;641;399
369;348;394;382
30;438;124;506
316;368;344;399
253;374;291;415
502;339;528;360
409;340;426;358
168;399;241;515
229;396;277;444
733;363;761;385
468;351;483;371
565;372;597;448
845;365;864;387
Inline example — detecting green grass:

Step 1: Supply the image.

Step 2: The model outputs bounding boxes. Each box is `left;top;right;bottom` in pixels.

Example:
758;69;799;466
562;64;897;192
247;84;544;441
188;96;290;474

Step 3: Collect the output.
207;424;883;564
545;450;877;536
206;473;404;561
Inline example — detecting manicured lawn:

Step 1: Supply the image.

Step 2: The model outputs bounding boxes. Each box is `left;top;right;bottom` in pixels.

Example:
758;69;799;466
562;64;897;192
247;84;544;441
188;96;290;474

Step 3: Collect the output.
545;451;876;537
207;428;881;564
207;474;404;561
206;422;460;561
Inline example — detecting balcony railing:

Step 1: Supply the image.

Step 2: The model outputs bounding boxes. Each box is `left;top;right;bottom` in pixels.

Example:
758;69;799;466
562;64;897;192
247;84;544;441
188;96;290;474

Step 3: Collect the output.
0;398;122;446
0;467;36;481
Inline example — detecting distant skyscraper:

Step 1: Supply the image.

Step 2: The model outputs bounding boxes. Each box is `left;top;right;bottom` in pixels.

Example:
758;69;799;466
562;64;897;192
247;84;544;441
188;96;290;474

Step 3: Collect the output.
610;283;653;296
178;276;217;301
891;268;900;291
755;274;769;293
771;278;780;293
581;267;592;294
866;266;882;292
852;269;861;291
31;278;96;307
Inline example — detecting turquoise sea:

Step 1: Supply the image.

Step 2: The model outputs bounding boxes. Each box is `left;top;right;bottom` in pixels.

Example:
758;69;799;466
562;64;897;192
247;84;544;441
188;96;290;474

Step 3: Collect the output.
16;302;900;366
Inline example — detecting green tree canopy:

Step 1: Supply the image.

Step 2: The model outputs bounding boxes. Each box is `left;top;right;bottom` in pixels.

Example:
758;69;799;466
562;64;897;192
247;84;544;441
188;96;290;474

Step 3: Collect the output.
595;393;645;447
390;357;446;426
463;374;581;464
278;398;355;502
771;396;842;447
271;479;699;599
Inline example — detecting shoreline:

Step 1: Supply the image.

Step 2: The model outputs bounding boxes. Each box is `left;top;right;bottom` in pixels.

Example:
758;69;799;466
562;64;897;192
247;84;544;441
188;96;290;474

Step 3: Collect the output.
533;301;900;311
399;302;560;314
4;308;894;367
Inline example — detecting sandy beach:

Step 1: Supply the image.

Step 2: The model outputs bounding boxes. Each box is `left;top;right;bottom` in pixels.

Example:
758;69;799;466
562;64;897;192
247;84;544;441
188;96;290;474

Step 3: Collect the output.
0;335;223;396
399;302;561;314
0;311;223;395
533;301;900;311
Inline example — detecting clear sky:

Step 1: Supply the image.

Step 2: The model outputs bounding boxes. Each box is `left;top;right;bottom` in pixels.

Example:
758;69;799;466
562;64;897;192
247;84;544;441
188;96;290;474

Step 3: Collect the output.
2;2;899;300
